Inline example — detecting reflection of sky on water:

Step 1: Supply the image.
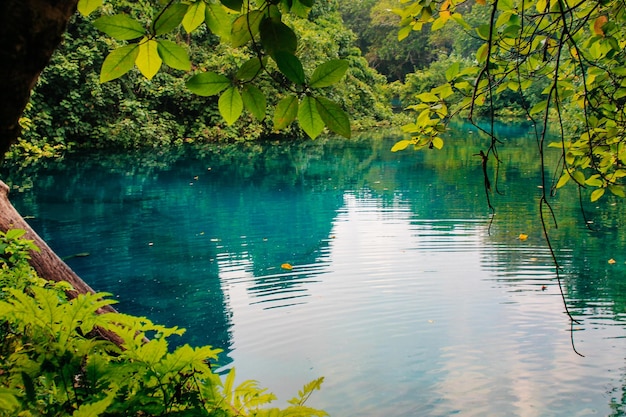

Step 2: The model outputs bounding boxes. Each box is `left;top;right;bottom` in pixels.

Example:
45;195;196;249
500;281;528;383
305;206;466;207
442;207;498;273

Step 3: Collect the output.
219;193;626;417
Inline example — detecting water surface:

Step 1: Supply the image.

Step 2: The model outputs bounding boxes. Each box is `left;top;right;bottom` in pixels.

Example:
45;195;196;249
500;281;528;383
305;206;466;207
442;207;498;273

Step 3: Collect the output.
4;124;626;416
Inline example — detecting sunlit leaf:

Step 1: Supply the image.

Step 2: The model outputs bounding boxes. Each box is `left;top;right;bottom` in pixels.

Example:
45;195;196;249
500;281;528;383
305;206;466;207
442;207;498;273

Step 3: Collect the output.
555;172;570;188
590;188;605;202
298;95;324;139
281;263;293;270
186;72;230;96
205;2;232;39
218;87;243;126
152;3;188;36
273;51;305;85
273;95;298;130
136;38;162;80
100;44;139;83
609;184;626;197
77;0;103;16
431;137;444;149
93;14;145;40
391;139;412;152
242;85;266;121
182;1;206;33
309;60;349;88
157;40;190;71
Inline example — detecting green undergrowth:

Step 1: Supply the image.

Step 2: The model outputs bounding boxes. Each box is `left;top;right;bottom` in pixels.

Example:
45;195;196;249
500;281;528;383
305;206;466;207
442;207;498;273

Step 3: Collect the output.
0;229;326;417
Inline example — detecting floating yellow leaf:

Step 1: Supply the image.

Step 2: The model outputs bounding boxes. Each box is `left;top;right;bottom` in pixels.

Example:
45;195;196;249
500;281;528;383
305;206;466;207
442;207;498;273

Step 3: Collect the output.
518;233;528;241
281;263;293;270
608;258;617;264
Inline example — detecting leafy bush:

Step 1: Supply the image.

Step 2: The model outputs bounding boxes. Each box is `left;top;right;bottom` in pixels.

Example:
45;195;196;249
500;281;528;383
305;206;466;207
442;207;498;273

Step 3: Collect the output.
0;230;326;417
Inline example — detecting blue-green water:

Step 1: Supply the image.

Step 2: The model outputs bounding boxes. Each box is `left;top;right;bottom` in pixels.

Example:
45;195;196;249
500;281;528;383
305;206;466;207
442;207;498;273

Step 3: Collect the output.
4;124;626;416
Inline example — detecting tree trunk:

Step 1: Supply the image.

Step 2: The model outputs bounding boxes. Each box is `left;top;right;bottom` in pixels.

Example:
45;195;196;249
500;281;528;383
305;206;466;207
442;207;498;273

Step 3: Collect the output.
0;181;124;345
0;0;79;155
0;1;145;347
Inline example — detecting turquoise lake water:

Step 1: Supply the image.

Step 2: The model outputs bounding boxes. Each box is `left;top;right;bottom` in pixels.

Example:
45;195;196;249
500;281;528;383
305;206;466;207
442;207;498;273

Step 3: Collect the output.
4;124;626;416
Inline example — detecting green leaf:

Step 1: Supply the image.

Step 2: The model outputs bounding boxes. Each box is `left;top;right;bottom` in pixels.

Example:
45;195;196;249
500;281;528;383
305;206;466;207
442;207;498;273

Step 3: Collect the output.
298;96;325;139
273;95;299;130
555;172;570;188
219;87;244;126
609;185;626;197
432;137;444;149
136;38;162;80
391;139;412;152
445;62;460;82
186;72;230;96
231;11;264;47
100;44;139;83
242;85;266;121
157;40;190;71
205;2;232;39
182;1;206;33
93;14;145;40
315;97;351;138
72;393;115;417
220;0;243;11
309;60;349;88
77;0;103;16
260;18;298;57
529;100;548;115
236;57;264;81
590;188;605;202
274;51;305;85
152;3;188;36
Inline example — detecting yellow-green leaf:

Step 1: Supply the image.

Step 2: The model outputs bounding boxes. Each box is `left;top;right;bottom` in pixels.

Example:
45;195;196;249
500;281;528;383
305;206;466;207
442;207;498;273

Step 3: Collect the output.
391;139;412;152
315;97;351;138
432;137;444;149
136;38;162;80
298;95;324;139
100;44;139;83
152;3;188;36
309;60;349;88
182;1;206;33
273;95;298;130
590;188;605;202
218;87;243;126
157;40;190;71
77;0;103;16
186;72;230;96
231;11;263;47
242;85;266;121
205;2;232;39
93;14;145;40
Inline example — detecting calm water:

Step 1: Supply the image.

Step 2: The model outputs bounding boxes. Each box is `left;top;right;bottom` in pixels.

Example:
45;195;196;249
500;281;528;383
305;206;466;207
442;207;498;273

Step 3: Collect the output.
4;124;626;416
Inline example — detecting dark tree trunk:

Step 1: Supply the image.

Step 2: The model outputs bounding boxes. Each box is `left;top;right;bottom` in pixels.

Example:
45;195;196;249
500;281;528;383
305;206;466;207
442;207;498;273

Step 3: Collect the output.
0;1;125;346
0;0;78;155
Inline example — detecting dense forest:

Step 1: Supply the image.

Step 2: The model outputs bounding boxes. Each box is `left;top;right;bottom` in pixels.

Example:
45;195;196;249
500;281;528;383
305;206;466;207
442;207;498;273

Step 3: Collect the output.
8;0;542;161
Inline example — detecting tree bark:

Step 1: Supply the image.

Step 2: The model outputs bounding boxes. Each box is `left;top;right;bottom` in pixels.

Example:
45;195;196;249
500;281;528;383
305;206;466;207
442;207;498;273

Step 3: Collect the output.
0;181;124;345
0;0;79;155
0;2;138;347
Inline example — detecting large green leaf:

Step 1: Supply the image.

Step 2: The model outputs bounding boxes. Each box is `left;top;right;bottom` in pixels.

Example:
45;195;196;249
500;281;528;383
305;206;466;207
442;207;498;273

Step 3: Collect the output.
274;51;305;85
77;0;103;16
298;96;324;139
182;1;206;33
136;38;162;80
205;2;232;39
273;95;298;130
231;11;264;47
186;72;230;96
100;44;139;83
219;87;244;126
315;97;351;138
93;14;145;40
242;85;266;121
152;3;188;36
260;18;298;57
309;59;349;88
157;40;191;71
236;57;264;81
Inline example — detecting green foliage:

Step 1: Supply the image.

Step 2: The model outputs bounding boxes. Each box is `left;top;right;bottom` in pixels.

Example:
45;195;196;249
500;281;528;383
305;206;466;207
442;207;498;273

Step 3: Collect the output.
0;230;326;416
394;0;626;202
